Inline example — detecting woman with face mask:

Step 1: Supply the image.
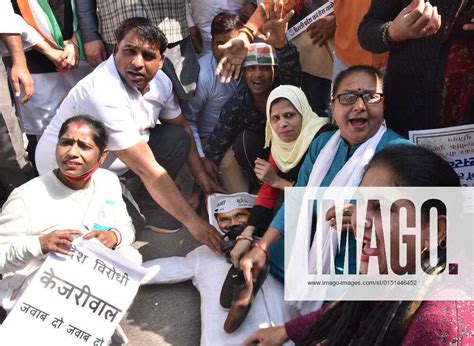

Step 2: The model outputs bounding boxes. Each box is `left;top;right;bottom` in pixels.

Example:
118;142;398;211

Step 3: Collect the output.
0;115;140;315
243;145;472;345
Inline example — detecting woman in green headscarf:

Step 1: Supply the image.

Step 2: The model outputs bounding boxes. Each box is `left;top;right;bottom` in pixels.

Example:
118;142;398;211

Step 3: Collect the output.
229;85;329;268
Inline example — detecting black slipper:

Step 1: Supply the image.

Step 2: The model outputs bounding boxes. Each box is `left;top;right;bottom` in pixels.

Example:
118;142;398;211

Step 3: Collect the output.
219;266;244;310
223;261;269;333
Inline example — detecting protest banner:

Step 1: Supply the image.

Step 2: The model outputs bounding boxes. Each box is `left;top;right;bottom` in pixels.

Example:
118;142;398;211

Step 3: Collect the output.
409;124;474;186
0;237;146;345
286;1;334;41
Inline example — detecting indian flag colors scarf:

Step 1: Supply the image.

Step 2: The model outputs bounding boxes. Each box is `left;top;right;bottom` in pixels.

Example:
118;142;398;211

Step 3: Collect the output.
16;0;85;60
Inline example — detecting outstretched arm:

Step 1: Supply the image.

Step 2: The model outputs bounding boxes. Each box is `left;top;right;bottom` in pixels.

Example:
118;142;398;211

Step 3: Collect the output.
215;0;295;83
114;140;223;253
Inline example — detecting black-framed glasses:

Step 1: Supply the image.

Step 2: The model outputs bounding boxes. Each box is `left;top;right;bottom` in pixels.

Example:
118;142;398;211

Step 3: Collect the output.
334;92;384;105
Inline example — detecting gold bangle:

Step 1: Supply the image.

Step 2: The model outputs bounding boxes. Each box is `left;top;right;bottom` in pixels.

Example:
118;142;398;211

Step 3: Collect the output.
236;235;253;242
238;25;255;41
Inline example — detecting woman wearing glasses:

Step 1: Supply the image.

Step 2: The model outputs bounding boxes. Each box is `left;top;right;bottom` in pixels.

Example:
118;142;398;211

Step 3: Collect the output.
238;65;410;298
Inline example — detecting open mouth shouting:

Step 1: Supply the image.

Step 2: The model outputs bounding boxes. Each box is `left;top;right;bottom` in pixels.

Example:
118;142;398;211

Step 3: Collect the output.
349;117;369;130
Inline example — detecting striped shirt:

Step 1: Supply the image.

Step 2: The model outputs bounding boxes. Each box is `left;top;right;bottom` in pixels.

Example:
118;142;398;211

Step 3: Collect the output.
97;0;188;44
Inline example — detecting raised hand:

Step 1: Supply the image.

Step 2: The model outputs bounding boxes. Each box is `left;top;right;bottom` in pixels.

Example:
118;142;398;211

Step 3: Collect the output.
215;32;250;83
256;0;295;48
215;0;294;83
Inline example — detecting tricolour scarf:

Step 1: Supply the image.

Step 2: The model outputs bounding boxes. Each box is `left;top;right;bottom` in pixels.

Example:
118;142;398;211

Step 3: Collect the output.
16;0;85;60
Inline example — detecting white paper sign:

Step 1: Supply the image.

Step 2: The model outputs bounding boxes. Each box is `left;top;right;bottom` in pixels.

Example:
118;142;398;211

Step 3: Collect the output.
286;1;334;41
0;238;146;345
409;124;474;186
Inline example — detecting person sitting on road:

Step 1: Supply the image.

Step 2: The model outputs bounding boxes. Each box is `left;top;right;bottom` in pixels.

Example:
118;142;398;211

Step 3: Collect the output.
0;116;141;315
35;17;223;250
229;85;329;267
203;4;301;194
239;66;410;314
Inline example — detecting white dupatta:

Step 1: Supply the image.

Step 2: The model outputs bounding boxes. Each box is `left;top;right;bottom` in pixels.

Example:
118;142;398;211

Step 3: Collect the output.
288;123;386;314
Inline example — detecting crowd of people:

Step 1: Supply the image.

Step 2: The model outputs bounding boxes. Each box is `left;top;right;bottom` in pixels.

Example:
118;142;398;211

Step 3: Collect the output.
0;0;472;344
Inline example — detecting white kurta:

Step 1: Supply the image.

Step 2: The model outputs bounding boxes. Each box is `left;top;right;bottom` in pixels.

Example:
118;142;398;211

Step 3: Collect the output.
143;245;292;345
0;168;141;311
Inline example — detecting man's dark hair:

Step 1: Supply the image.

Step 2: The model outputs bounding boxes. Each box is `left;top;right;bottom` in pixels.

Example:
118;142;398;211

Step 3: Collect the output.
58;115;108;153
332;65;383;98
115;17;168;54
211;12;243;38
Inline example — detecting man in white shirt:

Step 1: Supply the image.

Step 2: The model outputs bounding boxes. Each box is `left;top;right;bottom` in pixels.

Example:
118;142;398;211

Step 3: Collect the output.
36;17;223;252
